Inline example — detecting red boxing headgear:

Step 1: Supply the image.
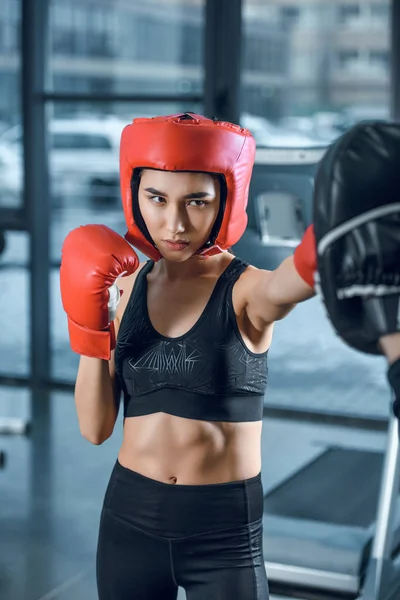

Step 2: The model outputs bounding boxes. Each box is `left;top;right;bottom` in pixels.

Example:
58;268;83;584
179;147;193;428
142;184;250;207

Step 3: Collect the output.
119;113;256;261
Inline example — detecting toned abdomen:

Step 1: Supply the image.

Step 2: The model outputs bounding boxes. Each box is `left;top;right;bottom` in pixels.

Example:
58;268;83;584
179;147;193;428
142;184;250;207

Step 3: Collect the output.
118;412;262;485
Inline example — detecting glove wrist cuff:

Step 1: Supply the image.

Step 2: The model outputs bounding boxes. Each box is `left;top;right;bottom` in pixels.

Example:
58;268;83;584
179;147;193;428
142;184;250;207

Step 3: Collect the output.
67;317;116;360
293;225;317;288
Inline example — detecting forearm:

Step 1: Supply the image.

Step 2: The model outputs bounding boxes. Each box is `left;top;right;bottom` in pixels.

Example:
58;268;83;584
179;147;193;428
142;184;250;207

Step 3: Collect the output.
380;334;400;419
379;333;400;365
267;255;316;308
74;355;118;444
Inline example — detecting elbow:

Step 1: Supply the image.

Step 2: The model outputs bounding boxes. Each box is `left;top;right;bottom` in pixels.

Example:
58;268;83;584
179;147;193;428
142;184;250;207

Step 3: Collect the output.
80;426;113;446
85;434;107;446
75;401;118;446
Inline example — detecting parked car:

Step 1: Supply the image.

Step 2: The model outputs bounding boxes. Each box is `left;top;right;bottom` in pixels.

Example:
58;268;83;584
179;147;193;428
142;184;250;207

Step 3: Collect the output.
280;113;342;143
335;105;390;133
240;113;327;148
0;142;22;209
1;116;125;206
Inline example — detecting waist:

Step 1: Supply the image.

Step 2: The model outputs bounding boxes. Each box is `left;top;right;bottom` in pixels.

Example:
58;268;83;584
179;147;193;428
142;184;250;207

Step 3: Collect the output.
103;459;264;539
123;387;264;422
120;413;262;484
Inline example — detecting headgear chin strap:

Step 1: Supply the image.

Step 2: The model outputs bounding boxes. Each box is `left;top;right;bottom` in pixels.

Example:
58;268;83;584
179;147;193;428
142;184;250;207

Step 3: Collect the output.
120;113;256;261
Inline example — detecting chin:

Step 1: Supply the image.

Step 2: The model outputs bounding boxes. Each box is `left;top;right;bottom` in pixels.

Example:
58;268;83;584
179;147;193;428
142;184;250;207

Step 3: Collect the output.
157;247;194;262
157;241;204;262
161;252;191;262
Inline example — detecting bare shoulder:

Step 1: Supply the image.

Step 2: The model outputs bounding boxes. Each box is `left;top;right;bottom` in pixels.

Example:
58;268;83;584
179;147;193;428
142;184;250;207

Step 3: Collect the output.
234;263;273;306
115;261;148;322
232;263;275;351
235;259;300;326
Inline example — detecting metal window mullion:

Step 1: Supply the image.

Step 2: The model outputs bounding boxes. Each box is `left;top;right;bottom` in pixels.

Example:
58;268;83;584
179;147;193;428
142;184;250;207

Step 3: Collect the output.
22;0;51;395
0;208;27;230
41;92;203;103
204;0;243;123
391;0;400;118
21;3;53;578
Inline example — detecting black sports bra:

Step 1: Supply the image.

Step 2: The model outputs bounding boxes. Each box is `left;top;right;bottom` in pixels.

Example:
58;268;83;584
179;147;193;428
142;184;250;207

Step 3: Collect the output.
114;257;268;422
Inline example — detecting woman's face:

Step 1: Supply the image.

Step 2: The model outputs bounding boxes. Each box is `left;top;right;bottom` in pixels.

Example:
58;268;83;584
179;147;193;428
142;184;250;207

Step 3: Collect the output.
138;169;221;261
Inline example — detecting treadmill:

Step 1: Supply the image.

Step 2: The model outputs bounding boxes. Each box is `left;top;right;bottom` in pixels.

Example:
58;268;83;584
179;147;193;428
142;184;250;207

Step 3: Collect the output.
233;147;400;599
263;412;400;600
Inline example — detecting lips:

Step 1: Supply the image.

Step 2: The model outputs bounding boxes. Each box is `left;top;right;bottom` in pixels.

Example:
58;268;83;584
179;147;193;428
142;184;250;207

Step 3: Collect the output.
162;239;190;251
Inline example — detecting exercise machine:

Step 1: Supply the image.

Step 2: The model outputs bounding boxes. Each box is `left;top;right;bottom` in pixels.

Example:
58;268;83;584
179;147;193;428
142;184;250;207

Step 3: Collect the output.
233;146;324;270
263;409;400;600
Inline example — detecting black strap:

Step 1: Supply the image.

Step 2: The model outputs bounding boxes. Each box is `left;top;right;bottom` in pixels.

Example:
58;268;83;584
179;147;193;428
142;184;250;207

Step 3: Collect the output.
388;358;400;418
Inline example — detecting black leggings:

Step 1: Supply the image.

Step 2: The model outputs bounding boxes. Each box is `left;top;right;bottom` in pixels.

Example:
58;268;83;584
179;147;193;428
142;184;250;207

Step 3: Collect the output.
96;460;269;599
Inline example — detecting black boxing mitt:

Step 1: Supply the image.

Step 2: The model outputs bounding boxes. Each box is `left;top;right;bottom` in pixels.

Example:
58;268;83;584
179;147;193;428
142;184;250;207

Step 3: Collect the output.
314;121;400;355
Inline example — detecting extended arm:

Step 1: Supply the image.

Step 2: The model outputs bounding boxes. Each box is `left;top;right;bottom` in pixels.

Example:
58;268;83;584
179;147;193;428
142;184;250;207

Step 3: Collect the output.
245;226;317;325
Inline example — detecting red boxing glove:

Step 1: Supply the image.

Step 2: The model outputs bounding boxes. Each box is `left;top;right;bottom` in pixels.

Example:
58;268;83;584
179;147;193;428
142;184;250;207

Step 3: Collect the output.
60;224;139;360
293;224;317;288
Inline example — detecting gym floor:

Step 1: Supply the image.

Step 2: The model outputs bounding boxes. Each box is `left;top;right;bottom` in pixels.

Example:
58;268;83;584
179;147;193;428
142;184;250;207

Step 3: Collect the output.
0;386;388;600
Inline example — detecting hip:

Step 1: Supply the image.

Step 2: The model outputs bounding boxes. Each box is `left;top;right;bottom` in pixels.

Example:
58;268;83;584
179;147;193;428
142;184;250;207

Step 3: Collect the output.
102;459;264;540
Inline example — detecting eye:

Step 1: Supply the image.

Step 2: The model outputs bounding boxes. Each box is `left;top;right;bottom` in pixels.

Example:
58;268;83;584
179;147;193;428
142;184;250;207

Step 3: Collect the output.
188;199;207;207
149;195;165;204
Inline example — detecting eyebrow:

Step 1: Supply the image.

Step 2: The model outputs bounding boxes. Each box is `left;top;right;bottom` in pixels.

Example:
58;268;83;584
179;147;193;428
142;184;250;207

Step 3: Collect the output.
144;187;213;199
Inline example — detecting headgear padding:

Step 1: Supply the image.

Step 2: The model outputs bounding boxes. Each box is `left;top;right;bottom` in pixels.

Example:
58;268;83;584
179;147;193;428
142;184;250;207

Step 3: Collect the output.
119;113;256;260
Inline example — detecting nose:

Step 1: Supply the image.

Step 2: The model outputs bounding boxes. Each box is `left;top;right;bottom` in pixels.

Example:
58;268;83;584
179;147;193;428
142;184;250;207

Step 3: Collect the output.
165;205;187;235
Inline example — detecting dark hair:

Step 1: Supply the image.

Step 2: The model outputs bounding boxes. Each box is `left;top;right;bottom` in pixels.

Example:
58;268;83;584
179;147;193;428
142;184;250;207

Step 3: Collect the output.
130;169;227;251
130;169;153;245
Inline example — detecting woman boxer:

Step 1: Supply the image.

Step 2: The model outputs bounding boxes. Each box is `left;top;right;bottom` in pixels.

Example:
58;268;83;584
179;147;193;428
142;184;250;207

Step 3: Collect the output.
60;113;398;600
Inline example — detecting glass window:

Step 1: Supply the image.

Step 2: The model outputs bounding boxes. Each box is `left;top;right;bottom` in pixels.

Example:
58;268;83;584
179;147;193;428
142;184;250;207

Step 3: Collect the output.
0;231;30;377
52;132;113;150
242;0;390;142
0;1;26;384
0;0;22;209
369;49;389;70
337;49;360;69
339;3;361;24
281;6;300;28
371;3;389;20
292;50;318;77
0;387;30;434
49;0;205;96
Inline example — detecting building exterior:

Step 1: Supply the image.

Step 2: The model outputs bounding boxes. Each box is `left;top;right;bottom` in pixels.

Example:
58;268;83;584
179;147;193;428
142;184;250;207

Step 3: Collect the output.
0;0;289;124
0;0;391;126
245;0;390;115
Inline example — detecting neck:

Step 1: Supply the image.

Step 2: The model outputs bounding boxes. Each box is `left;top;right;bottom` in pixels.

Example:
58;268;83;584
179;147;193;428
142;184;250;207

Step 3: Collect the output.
154;252;229;282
